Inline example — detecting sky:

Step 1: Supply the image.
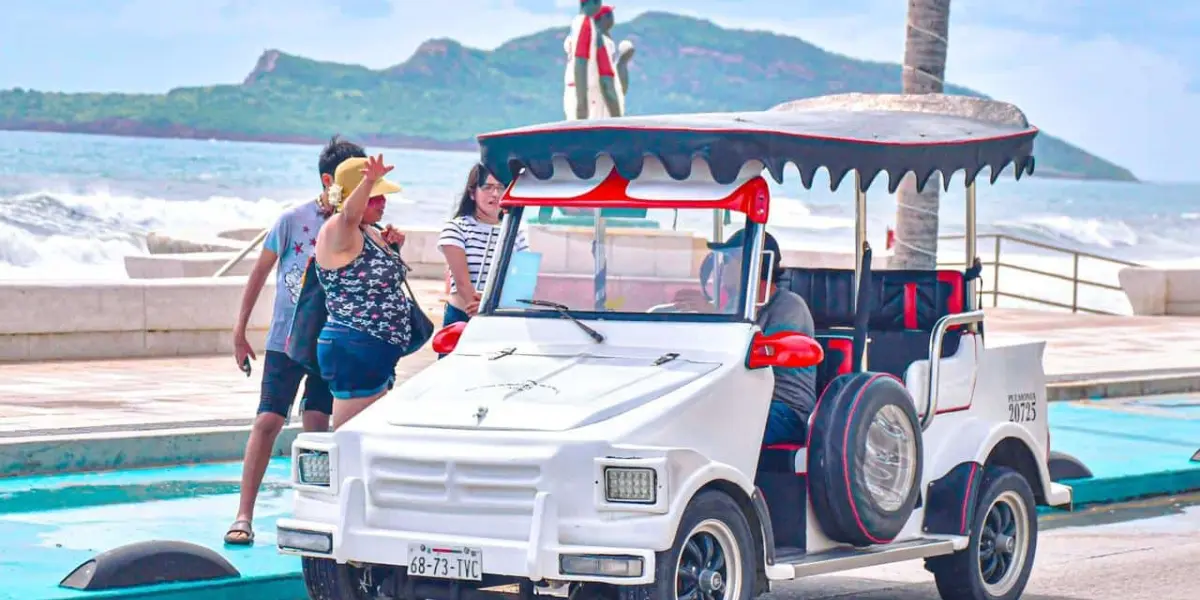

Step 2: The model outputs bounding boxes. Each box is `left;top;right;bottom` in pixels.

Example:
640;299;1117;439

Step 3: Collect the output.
0;0;1196;182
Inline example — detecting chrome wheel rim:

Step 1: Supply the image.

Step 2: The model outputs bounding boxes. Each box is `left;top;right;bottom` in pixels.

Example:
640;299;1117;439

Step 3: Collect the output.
674;519;742;600
979;490;1030;596
862;404;918;512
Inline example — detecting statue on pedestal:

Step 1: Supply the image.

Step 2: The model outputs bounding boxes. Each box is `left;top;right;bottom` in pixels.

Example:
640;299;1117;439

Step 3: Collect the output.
563;1;635;120
597;5;635;115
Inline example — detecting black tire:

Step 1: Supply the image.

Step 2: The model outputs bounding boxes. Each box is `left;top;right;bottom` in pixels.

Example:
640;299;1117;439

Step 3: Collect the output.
927;466;1038;600
570;582;621;600
301;557;389;600
808;372;923;547
617;490;757;600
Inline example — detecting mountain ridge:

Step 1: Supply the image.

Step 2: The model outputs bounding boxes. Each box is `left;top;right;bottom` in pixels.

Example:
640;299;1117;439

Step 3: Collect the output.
0;11;1136;181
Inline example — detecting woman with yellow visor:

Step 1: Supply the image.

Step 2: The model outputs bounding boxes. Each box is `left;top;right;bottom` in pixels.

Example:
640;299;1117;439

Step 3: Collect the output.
312;154;418;429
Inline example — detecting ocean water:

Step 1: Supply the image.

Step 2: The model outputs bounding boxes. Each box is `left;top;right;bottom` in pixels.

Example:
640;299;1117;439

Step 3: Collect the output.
1;130;1197;314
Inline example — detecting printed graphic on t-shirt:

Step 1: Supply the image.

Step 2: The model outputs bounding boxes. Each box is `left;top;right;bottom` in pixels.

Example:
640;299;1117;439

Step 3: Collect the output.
262;201;327;353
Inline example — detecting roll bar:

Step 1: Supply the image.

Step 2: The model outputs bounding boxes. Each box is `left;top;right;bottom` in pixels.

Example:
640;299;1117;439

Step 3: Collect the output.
922;310;986;430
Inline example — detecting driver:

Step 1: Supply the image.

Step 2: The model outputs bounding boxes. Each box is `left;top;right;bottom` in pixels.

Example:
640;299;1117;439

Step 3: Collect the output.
688;229;818;445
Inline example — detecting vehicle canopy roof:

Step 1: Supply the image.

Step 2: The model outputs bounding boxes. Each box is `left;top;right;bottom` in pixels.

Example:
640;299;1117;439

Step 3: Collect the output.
477;94;1039;195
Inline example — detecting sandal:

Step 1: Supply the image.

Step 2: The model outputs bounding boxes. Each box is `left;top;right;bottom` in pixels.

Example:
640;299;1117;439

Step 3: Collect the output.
224;519;255;545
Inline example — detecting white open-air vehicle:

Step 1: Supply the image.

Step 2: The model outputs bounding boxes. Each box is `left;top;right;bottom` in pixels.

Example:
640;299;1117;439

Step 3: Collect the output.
278;103;1073;600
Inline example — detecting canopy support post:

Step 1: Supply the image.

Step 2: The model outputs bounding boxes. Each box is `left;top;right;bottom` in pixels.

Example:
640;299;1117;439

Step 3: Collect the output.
965;181;978;310
965;181;979;332
853;173;867;309
593;212;608;311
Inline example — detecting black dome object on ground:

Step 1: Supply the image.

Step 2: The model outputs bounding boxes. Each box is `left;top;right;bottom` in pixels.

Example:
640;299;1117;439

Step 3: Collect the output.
1047;450;1093;481
59;540;239;591
808;372;924;547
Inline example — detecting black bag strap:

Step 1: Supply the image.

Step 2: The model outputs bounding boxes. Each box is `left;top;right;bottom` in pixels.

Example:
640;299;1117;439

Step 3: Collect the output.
365;223;425;310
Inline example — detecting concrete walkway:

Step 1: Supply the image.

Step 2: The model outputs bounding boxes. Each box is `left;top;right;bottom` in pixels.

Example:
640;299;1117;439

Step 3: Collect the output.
2;399;1197;600
985;308;1200;381
2;307;1197;437
1;306;1198;478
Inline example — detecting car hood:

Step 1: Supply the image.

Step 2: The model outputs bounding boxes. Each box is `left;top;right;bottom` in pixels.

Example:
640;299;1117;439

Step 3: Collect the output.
384;351;722;432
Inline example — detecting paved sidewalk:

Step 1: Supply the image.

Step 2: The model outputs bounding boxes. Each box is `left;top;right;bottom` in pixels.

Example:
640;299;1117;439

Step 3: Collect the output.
985;308;1200;382
2;398;1197;600
1;307;1198;438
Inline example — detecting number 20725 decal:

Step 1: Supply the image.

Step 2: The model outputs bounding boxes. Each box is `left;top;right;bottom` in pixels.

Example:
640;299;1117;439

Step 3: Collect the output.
1006;392;1038;423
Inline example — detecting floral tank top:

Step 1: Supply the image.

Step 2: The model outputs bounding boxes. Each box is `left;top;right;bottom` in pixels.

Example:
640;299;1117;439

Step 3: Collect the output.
316;231;413;347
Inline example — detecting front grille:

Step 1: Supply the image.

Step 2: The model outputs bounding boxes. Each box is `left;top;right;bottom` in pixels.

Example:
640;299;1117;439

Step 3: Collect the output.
368;457;542;514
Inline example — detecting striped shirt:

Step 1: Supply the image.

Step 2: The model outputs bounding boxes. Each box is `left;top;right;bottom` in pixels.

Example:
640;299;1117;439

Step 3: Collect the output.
437;215;529;295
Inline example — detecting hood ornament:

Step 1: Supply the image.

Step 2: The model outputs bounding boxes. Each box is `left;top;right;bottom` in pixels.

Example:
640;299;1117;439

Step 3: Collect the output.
473;405;489;424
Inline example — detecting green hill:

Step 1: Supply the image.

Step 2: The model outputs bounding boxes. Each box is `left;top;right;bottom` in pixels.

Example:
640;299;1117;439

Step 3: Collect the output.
0;12;1136;181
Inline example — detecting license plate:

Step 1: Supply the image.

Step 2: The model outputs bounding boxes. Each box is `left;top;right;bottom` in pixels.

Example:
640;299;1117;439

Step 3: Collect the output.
407;543;483;581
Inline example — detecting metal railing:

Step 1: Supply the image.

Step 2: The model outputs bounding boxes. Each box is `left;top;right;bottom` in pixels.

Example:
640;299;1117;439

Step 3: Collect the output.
936;233;1142;315
212;228;269;278
923;310;986;430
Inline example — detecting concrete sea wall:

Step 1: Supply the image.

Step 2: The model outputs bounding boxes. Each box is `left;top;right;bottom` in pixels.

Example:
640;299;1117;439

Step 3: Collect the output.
3;225;874;362
0;278;273;362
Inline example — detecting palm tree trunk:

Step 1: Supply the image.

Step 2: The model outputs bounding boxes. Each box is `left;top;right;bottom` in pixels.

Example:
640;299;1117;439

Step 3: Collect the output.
890;0;951;270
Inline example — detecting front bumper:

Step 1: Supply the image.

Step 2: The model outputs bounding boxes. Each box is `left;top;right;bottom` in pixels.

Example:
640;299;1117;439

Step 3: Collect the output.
277;478;657;586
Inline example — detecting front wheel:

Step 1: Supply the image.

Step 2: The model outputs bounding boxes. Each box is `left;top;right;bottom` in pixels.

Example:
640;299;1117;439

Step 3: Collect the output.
927;466;1038;600
618;490;757;600
302;557;391;600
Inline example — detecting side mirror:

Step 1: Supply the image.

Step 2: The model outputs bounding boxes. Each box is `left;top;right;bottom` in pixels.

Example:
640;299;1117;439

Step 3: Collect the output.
431;321;468;355
747;331;824;370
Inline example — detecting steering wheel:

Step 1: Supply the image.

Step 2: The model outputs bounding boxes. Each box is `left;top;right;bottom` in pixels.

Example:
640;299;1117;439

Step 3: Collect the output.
646;303;682;314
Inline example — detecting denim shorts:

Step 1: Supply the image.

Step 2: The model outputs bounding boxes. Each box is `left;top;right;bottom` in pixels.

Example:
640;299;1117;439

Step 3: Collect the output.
258;350;333;417
316;322;404;401
762;401;808;446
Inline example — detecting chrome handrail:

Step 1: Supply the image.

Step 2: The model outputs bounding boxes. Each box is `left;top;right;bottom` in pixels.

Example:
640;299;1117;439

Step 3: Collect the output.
922;310;985;431
936;233;1143;315
212;228;269;278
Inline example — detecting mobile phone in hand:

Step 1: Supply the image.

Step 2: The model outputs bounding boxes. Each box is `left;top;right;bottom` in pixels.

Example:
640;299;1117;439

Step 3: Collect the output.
240;357;252;377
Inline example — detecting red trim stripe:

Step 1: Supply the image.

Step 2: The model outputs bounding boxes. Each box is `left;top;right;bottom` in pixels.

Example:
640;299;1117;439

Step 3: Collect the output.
825;337;853;376
574;19;592;60
502;170;771;224
937;271;964;314
903;283;918;329
596;37;615;77
960;463;979;534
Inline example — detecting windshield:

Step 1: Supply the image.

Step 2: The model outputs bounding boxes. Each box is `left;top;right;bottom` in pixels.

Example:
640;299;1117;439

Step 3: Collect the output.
485;206;754;320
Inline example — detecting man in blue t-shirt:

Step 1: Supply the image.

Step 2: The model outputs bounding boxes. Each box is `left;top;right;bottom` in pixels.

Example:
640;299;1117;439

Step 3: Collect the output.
224;136;367;546
690;229;818;445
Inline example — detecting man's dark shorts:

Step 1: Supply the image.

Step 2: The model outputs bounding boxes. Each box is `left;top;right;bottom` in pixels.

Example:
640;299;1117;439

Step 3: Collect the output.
258;350;334;417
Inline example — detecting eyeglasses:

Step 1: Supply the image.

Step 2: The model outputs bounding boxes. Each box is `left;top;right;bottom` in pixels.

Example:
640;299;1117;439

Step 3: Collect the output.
479;184;505;193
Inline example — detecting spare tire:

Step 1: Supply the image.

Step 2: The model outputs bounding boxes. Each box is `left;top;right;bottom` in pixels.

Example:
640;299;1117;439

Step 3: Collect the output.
808;372;923;547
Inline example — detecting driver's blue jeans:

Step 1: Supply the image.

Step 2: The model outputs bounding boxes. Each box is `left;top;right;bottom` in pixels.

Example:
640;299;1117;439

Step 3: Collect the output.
763;401;807;446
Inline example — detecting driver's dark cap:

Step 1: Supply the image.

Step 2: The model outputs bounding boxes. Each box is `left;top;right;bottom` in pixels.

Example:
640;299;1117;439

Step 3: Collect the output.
707;228;782;259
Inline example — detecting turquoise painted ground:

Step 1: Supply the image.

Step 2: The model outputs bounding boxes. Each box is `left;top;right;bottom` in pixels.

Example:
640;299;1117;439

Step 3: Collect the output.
0;460;303;600
1048;399;1200;505
1;400;1196;600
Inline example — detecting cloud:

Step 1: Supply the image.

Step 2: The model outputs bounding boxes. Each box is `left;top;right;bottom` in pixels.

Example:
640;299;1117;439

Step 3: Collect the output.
593;0;1198;181
0;0;1194;181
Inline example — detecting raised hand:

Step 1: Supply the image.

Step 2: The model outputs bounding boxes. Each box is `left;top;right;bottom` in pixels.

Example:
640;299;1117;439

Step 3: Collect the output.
361;154;394;182
381;224;406;247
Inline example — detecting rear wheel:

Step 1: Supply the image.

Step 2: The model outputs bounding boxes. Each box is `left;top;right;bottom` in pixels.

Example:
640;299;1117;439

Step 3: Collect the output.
928;466;1038;600
301;557;391;600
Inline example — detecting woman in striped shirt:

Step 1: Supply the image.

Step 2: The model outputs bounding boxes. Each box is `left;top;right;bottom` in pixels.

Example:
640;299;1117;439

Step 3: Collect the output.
437;164;529;333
